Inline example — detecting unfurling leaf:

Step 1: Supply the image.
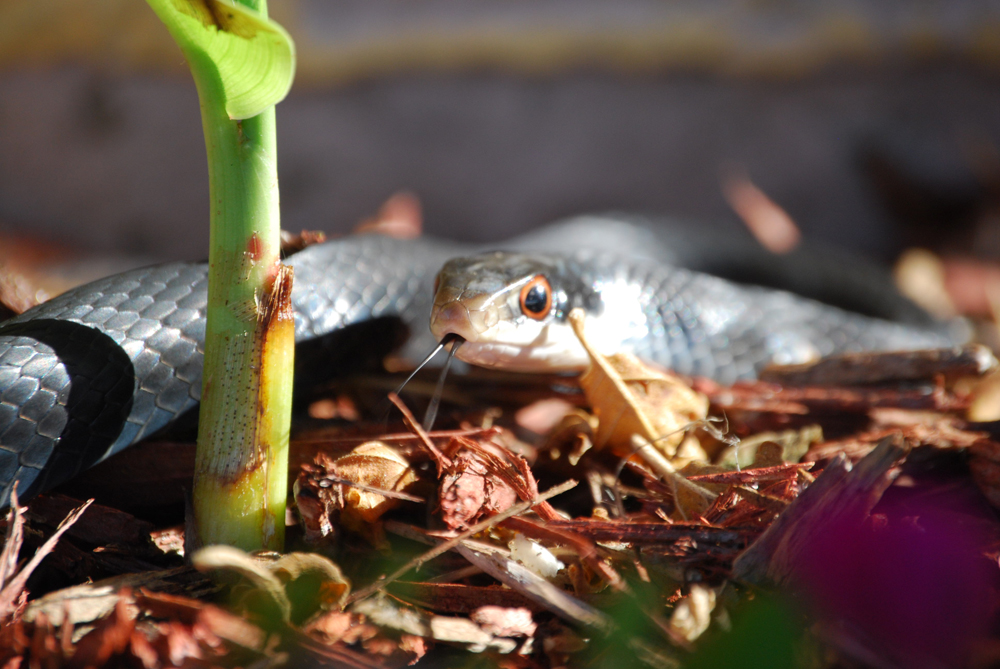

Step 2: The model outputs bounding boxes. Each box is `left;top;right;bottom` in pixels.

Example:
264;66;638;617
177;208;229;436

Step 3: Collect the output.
145;0;295;119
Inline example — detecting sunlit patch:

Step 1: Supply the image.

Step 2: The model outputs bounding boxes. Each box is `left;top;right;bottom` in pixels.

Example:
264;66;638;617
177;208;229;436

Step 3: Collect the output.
585;276;649;351
766;333;820;366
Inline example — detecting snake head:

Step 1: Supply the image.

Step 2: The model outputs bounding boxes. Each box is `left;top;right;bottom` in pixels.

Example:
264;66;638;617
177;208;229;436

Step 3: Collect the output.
430;252;593;372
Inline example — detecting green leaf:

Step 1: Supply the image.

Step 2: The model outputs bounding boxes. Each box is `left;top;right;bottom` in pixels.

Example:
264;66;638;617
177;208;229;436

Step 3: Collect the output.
145;0;295;119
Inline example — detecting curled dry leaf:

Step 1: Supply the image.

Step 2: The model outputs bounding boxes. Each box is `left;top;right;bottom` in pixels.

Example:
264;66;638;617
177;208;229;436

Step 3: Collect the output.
295;441;418;548
192;545;292;623
270;552;351;618
568;309;709;457
333;442;418;525
192;545;350;624
540;409;598;465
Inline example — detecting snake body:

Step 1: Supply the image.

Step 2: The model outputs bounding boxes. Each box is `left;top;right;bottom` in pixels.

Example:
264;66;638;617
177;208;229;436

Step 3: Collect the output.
0;216;959;504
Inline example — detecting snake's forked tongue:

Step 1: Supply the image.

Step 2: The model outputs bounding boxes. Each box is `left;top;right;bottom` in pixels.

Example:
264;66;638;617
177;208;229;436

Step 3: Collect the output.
390;333;465;431
423;337;463;430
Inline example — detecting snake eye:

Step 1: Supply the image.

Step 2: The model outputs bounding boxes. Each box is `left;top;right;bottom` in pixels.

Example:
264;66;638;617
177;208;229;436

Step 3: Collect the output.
519;275;552;320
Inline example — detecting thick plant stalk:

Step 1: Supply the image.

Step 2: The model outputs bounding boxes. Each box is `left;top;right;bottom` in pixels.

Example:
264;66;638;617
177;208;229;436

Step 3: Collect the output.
189;8;290;550
193;259;294;550
143;0;296;550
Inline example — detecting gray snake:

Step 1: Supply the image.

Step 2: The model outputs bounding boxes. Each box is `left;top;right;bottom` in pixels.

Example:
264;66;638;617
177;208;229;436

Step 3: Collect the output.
0;216;959;505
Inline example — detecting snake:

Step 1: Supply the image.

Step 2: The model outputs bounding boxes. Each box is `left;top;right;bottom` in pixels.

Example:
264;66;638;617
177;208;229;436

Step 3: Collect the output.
0;215;960;505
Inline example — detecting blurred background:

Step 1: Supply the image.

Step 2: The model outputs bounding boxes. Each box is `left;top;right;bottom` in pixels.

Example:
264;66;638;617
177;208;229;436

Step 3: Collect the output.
1;0;1000;266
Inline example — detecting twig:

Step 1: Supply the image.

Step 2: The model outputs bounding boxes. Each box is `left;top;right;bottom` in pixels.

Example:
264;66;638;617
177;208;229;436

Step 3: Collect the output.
629;435;717;519
293;426;502;445
388;392;452;470
312;474;425;503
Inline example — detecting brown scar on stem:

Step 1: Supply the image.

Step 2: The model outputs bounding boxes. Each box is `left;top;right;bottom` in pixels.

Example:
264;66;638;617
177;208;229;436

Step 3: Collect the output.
212;264;294;485
246;232;264;263
257;263;294;327
253;262;295;452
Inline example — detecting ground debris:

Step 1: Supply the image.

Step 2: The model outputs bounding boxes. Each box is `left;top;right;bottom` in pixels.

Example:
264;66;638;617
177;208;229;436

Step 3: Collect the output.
6;343;1000;667
733;434;910;587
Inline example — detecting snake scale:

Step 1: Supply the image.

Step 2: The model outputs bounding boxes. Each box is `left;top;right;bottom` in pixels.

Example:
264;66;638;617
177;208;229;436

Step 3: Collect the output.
0;216;959;505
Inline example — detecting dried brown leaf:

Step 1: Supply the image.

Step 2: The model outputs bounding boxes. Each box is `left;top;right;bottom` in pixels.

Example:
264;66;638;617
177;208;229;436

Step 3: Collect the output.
568;309;708;457
332;442;417;523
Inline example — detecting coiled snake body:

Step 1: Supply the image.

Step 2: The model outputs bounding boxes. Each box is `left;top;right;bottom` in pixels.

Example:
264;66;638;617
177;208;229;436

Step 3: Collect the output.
0;216;958;504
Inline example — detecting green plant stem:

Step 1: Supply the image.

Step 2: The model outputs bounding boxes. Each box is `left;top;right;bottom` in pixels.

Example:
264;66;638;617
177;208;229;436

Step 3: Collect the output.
185;0;292;551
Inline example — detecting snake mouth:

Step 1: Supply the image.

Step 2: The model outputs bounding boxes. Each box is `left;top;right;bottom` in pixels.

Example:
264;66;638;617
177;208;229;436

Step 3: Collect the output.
429;299;533;369
430;300;590;372
428;296;501;344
